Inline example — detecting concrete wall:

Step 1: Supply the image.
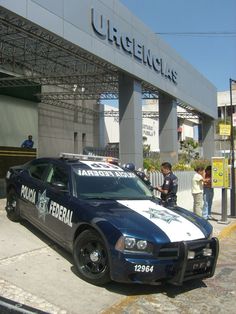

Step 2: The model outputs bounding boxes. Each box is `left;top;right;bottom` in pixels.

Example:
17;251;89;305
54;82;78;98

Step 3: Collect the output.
38;101;99;157
142;118;159;152
0;95;38;148
182;120;195;140
103;104;159;152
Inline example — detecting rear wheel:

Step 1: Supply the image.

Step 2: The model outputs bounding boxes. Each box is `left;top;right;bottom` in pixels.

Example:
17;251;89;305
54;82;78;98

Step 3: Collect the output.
5;188;21;222
73;230;111;285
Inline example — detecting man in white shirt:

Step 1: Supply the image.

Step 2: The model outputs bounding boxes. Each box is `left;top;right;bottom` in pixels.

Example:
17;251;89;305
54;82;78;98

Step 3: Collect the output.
191;166;205;216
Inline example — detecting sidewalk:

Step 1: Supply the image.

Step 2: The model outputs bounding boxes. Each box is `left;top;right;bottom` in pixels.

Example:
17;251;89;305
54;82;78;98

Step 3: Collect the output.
177;188;236;239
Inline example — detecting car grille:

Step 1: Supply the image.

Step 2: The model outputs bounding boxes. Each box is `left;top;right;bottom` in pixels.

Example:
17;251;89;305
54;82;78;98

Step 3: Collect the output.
158;243;179;259
157;239;216;261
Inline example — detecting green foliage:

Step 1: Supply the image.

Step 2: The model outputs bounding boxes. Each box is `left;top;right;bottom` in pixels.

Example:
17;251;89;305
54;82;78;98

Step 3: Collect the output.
143;158;161;171
178;153;192;165
143;157;211;172
172;163;192;171
179;139;199;164
181;139;198;150
190;159;211;170
143;144;151;154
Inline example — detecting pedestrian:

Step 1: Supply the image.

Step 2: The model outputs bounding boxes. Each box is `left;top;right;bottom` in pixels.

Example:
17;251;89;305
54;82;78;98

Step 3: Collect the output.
202;165;214;220
191;166;205;216
155;162;178;209
21;135;34;148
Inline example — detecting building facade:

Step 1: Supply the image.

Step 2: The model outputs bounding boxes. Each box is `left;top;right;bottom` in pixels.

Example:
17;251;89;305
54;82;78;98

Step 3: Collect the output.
0;0;217;168
102;100;198;153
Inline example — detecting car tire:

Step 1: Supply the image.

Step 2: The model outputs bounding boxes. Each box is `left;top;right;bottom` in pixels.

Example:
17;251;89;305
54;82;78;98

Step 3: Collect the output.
5;188;21;222
73;229;111;285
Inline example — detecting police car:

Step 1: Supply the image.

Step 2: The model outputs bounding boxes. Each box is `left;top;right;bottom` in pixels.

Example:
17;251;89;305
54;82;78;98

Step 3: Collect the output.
5;153;219;286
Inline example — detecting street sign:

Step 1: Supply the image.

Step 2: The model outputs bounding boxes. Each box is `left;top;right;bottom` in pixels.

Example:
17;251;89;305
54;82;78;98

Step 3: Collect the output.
219;124;231;136
212;157;229;188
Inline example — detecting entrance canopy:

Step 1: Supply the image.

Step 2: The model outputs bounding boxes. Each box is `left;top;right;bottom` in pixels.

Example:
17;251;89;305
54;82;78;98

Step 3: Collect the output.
0;0;217;118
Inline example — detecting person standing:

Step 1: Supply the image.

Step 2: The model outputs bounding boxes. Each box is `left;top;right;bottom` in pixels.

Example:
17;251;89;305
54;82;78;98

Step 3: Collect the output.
202;165;214;220
191;166;205;216
21;135;34;148
155;162;178;209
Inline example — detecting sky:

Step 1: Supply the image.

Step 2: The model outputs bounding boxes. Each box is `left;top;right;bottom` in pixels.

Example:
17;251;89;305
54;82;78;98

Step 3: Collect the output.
120;0;236;92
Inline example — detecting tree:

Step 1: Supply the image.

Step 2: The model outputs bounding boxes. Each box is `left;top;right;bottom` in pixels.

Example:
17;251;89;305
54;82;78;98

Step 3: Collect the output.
180;139;199;164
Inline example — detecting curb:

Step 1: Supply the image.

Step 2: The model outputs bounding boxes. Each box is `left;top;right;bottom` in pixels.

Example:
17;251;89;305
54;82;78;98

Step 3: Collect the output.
0;296;48;314
218;221;236;240
101;296;140;314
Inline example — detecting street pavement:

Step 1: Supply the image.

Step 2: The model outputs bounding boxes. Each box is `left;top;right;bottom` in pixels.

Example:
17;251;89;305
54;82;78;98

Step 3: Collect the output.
0;197;236;314
102;231;236;314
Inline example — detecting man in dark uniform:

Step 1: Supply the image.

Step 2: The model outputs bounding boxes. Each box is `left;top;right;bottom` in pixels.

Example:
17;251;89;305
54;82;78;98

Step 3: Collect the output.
155;162;178;209
123;163;152;188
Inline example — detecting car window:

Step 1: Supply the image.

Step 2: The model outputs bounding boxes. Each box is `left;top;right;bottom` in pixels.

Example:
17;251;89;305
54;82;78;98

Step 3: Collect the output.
46;165;69;187
28;163;48;181
73;167;153;200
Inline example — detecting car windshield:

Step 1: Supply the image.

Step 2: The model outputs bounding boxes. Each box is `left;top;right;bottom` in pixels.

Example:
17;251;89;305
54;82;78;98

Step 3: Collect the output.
72;166;153;200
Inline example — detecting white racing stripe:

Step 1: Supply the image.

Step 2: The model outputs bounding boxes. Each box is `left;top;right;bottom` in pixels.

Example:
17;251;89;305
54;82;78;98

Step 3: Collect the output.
117;200;205;242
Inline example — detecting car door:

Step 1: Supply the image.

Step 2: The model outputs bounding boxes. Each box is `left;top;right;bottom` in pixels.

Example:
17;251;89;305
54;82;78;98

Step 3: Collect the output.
41;163;73;246
19;160;49;224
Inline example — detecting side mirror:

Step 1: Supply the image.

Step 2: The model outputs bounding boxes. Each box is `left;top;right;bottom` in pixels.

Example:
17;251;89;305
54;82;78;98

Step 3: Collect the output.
51;181;68;192
21;169;30;175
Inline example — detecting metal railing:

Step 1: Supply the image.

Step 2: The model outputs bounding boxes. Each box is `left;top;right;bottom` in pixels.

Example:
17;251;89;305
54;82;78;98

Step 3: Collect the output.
149;170;195;192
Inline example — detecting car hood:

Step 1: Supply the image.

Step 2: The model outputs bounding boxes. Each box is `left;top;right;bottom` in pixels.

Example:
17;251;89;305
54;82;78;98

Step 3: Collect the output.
83;198;211;242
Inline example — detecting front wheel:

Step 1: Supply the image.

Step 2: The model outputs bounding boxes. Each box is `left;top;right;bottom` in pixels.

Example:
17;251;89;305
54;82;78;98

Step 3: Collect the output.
73;230;111;285
5;188;21;222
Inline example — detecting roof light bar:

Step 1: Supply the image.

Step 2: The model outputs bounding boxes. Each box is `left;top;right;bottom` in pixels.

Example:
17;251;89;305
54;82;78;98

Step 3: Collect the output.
59;152;119;164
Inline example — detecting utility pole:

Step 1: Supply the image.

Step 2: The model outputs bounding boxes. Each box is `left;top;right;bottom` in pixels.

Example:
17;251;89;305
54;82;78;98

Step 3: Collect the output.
229;78;236;217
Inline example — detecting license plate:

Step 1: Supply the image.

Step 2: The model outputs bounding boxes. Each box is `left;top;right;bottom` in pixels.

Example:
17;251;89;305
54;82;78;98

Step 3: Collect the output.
192;260;211;271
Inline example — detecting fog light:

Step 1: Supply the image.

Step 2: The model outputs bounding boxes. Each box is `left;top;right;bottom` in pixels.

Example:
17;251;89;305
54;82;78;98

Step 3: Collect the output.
203;248;212;256
188;250;195;259
136;240;147;250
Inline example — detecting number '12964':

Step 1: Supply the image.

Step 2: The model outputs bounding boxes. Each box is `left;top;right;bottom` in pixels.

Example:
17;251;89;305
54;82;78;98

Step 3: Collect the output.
134;265;154;273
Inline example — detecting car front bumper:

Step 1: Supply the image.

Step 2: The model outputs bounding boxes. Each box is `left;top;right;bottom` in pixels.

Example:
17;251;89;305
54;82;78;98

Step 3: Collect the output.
110;237;219;285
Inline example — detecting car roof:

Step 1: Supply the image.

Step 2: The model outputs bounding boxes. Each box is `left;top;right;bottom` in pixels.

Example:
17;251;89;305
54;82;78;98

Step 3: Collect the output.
32;153;120;167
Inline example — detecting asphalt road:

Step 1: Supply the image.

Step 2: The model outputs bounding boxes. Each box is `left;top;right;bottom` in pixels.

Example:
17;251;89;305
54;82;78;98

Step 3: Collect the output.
0;199;236;314
102;231;236;314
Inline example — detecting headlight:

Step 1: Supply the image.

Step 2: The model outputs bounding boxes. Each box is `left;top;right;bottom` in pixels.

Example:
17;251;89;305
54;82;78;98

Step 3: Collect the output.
136;240;147;250
124;237;136;249
187;250;195;259
115;236;152;254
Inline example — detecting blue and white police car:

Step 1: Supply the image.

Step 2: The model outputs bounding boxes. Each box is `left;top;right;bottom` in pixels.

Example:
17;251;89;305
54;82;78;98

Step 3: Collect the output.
5;153;219;286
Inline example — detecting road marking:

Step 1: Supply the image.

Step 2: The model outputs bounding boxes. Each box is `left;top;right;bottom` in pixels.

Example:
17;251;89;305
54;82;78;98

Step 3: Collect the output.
218;222;236;240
